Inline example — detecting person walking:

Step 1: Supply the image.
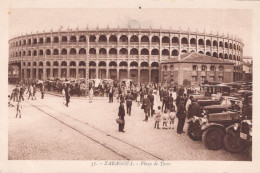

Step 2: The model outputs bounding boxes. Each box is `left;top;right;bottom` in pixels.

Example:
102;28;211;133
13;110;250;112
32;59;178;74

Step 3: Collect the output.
142;94;151;122
118;101;125;132
162;88;169;112
40;83;45;99
148;91;155;117
125;91;134;116
89;87;94;103
32;84;37;100
19;85;25;101
176;99;186;134
65;85;71;107
15;100;22;118
27;84;33;100
13;86;20;102
108;86;114;103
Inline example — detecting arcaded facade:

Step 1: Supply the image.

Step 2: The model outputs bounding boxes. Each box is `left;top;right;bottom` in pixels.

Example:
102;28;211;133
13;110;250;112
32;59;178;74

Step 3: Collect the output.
8;27;244;83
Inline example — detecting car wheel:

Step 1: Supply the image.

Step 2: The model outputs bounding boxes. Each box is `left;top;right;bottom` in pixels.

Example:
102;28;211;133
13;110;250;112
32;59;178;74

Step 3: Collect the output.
187;122;202;141
202;127;225;150
223;131;247;153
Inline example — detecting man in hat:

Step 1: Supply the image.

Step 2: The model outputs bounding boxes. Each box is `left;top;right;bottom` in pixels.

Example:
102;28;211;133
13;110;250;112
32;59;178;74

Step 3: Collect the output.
148;91;154;117
142;93;151;121
125;90;134;116
187;99;202;119
176;98;186;134
118;101;126;132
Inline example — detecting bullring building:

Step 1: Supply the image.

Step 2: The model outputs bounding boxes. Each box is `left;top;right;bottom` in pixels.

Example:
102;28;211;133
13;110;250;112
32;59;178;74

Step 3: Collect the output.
8;27;244;85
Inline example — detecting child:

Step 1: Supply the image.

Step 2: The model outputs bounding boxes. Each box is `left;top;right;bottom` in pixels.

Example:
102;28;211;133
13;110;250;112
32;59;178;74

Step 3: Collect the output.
162;109;169;129
136;93;140;107
154;106;161;129
16;100;22;118
169;108;176;129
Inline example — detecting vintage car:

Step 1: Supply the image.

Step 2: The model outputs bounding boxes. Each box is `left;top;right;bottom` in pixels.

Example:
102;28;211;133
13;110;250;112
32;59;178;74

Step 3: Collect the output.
223;120;252;160
187;110;242;150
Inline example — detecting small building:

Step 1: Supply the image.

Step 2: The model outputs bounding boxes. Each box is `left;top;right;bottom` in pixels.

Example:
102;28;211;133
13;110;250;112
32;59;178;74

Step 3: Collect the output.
160;52;234;86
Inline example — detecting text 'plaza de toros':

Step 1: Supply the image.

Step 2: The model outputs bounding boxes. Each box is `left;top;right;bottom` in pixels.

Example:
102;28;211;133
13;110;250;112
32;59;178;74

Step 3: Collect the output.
8;27;244;85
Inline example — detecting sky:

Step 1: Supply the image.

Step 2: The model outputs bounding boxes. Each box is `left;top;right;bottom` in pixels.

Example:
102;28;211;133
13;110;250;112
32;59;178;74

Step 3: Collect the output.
9;8;253;56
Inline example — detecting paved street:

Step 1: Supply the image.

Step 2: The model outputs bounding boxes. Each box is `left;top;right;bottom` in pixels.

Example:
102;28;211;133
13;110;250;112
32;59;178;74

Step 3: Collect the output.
8;85;248;160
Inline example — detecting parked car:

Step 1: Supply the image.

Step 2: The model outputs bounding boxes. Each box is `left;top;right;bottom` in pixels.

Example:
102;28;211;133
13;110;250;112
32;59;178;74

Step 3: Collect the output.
223;119;252;160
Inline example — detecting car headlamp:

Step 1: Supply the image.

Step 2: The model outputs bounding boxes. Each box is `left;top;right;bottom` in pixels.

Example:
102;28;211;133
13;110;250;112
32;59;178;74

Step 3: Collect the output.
233;123;239;131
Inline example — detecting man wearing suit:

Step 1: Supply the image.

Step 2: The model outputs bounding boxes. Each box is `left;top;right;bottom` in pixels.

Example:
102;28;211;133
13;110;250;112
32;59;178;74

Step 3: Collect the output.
142;94;151;121
108;86;114;103
118;101;125;132
148;91;154;117
125;91;134;116
177;99;186;134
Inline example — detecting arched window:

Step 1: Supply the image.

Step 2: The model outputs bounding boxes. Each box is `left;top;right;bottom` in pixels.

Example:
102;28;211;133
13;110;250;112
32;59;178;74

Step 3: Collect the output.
229;43;232;49
206;52;211;56
151;49;159;55
53;61;59;66
151;36;159;43
33;38;37;44
162;36;170;43
130;48;138;55
225;42;228;48
33;62;37;66
219;66;224;71
120;35;128;42
181;37;188;44
79;35;86;42
141;35;149;42
61;36;67;42
70;48;76;55
130;61;138;67
162;49;169;55
140;62;149;67
61;49;67;55
27;62;31;66
99;61;106;66
119;48;127;55
53;37;59;43
141;48;149;55
53;49;59;55
172;50;179;56
130;35;138;42
46;37;51;43
109;48;117;55
224;54;228;59
89;48;96;54
213;52;218;58
89;61;96;66
79;48;86;54
206;40;211;46
119;61;128;67
61;61;67;66
229;54;232;60
70;36;76;42
109;35;117;42
201;65;207;71
151;62;159;67
181;50;187;53
190;38;196;45
39;38;43;44
213;40;218;47
219;53;223;59
33;50;37;56
39;62;43;66
46;61;51;66
109;61;117;66
99;35;107;42
210;66;216;71
198;39;204;45
79;61;86;66
89;35;96;42
172;37;178;44
70;61;76;66
39;50;43;55
28;50;31;56
219;41;223;47
99;48;107;55
198;51;204;54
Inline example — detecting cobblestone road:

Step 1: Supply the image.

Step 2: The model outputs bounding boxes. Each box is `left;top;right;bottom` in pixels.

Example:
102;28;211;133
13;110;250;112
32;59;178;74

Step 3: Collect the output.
8;86;249;160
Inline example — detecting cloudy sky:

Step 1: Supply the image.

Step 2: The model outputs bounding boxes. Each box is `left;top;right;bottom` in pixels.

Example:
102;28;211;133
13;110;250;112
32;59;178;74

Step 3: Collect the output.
9;8;252;56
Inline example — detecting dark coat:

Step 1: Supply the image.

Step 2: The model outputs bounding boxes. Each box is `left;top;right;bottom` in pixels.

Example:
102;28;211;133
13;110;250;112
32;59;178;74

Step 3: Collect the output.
187;102;202;119
148;94;154;105
125;94;134;105
118;105;125;119
177;102;186;119
143;97;151;109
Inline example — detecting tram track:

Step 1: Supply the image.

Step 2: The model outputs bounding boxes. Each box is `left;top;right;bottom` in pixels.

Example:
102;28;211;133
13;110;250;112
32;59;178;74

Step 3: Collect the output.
26;100;164;161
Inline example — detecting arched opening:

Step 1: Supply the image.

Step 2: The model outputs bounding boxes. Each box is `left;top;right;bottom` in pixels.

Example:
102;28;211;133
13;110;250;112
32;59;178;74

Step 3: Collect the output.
224;53;228;59
28;50;31;56
39;62;43;66
181;50;188;53
109;61;117;66
213;52;218;58
219;66;224;71
79;48;86;54
219;53;223;59
23;51;26;56
61;61;67;66
206;52;211;56
151;36;159;43
99;35;107;42
53;61;59;66
89;48;96;54
109;48;117;55
130;35;138;42
61;49;67;55
229;54;232;60
141;48;149;55
162;49;169;55
53;49;59;55
99;48;107;55
79;35;86;42
70;61;76;66
210;66;216;71
213;40;218;47
89;61;96;66
27;62;31;66
219;41;223;47
46;61;51;66
229;43;232;49
151;49;159;55
130;61;138;67
120;35;128;42
109;35;117;42
61;36;67;42
98;61;106;67
33;38;37;44
130;48;138;55
33;62;37;66
206;40;211;46
89;35;96;42
233;55;236;60
70;48;76;55
172;49;179;56
181;37;188;44
151;62;159;67
70;36;77;42
79;61;86;66
140;62;149;68
198;39;204;45
172;37;178;44
162;36;170;43
190;38;196;45
119;48;127;55
198;51;204;54
201;65;207;71
53;37;59;43
33;50;37;56
39;38;43;44
141;35;149;42
119;61;127;67
193;65;197;71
